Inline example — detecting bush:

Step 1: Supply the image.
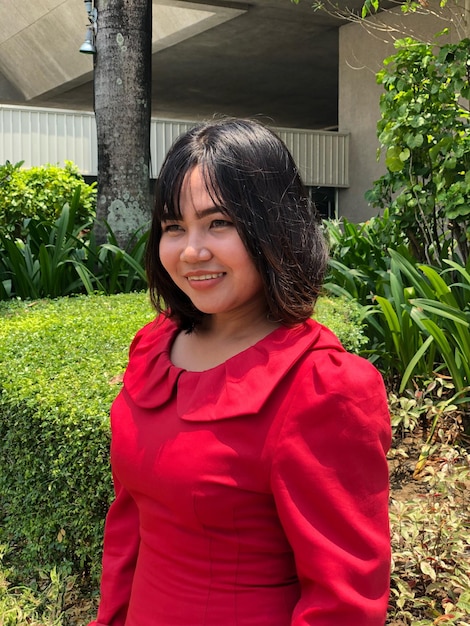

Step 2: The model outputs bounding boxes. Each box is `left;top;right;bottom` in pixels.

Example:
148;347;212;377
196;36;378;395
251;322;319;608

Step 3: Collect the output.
0;161;96;238
0;294;155;582
324;215;470;402
366;36;470;266
314;294;368;354
0;293;363;583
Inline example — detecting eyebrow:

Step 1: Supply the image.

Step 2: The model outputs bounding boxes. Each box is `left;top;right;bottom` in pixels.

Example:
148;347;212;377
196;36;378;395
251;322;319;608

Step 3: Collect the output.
195;206;227;218
161;206;227;221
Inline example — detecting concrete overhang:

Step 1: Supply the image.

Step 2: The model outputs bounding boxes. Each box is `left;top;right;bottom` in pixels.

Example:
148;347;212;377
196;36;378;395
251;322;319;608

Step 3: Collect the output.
0;0;367;129
0;0;246;101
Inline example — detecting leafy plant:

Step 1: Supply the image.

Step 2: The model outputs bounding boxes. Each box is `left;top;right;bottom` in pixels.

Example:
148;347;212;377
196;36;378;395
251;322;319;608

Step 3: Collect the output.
0;192;148;300
314;295;368;353
0;545;80;626
388;445;470;625
74;222;149;296
0;189;91;299
0;294;156;584
0;161;96;238
323;212;408;304
325;215;470;400
366;35;470;265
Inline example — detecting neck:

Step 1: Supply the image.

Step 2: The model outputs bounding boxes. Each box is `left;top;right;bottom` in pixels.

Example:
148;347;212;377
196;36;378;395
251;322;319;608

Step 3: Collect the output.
198;308;278;343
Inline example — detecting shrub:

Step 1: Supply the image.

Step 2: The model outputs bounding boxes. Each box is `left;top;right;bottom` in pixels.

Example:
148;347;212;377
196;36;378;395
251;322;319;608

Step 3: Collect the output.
366;36;470;266
314;294;368;354
0;161;96;237
0;551;69;626
0;294;155;582
324;215;470;402
323;212;410;304
0;293;363;583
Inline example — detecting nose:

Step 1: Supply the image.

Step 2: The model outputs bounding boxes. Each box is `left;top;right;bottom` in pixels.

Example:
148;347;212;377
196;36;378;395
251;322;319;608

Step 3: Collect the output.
180;235;212;263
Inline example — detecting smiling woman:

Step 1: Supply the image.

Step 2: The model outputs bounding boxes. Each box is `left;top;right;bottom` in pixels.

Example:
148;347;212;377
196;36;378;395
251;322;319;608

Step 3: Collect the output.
158;166;268;359
88;118;391;626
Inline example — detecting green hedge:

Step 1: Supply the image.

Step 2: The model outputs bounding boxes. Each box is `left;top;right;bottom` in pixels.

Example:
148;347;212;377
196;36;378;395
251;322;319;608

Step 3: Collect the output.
0;294;154;581
0;293;365;583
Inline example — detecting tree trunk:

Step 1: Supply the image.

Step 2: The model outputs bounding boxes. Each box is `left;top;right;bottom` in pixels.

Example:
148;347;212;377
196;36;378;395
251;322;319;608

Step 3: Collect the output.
94;0;152;248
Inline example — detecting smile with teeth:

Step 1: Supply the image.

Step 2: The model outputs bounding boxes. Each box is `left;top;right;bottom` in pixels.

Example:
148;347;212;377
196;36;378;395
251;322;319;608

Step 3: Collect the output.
187;273;224;282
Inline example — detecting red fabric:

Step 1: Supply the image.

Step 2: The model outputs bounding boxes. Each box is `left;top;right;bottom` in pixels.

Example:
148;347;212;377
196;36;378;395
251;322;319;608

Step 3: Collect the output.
89;316;391;626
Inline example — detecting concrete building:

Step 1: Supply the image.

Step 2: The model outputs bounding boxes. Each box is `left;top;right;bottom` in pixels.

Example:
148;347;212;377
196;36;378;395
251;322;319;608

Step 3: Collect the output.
0;0;465;220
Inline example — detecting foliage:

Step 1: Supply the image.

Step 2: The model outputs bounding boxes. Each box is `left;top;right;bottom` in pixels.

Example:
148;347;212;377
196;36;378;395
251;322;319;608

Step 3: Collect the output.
0;194;148;300
389;377;468;456
387;379;470;625
374;250;470;398
0;190;91;299
314;295;368;353
0;161;96;238
72;222;149;296
0;294;155;583
366;35;470;265
388;444;470;625
325;216;470;406
323;212;409;303
0;547;73;626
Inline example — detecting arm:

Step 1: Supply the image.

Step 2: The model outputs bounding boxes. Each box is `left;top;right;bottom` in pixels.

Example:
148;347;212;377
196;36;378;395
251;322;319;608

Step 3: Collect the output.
88;470;140;626
271;354;391;626
88;322;159;625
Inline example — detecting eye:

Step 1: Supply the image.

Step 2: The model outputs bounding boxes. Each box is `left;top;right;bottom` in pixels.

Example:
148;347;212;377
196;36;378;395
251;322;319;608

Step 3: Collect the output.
162;222;183;234
211;219;233;229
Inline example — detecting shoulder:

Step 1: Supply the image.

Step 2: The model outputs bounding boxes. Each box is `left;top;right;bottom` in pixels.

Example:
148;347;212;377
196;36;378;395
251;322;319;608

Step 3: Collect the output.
279;320;390;447
296;319;385;400
128;313;176;355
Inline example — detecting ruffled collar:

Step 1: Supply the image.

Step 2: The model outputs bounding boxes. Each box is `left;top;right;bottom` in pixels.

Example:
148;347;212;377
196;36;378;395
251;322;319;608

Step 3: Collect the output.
122;315;341;421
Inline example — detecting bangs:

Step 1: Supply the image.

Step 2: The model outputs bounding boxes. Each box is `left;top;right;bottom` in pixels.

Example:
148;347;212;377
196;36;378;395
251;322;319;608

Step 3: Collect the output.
158;159;227;221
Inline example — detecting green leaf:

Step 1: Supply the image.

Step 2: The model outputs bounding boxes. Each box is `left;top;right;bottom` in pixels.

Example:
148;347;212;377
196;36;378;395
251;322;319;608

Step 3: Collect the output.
399;148;411;161
399;334;434;392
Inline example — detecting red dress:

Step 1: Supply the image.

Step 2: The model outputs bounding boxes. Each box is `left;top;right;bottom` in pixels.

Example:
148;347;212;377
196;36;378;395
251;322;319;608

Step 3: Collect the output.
89;316;391;626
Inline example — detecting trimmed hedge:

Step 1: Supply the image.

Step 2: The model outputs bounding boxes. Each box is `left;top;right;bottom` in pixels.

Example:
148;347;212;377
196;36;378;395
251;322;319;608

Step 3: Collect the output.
0;293;365;583
0;294;154;581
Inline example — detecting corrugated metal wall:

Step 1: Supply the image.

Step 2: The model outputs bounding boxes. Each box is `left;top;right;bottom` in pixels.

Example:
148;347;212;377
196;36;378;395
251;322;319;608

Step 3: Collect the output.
276;127;349;188
0;105;98;175
0;105;349;187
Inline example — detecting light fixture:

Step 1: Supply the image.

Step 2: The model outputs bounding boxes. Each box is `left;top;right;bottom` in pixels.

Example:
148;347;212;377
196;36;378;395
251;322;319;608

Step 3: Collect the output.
79;0;98;55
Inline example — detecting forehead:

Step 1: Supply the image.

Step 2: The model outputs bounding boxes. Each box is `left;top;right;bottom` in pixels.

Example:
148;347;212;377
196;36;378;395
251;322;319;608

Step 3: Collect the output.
181;166;213;198
163;165;224;218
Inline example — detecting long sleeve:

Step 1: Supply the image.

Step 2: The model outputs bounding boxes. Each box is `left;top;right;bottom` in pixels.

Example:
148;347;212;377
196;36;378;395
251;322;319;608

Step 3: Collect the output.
87;470;140;626
271;352;391;626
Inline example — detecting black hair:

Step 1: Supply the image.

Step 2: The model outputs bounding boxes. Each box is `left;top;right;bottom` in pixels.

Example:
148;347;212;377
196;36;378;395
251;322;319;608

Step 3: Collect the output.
146;118;329;331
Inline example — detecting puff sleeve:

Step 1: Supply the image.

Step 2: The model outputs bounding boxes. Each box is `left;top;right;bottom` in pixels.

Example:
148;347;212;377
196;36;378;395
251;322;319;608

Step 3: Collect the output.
270;351;391;626
87;470;140;626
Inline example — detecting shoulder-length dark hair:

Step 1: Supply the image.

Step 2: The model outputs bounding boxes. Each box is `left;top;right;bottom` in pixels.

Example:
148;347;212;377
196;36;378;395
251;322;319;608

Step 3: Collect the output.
146;118;329;331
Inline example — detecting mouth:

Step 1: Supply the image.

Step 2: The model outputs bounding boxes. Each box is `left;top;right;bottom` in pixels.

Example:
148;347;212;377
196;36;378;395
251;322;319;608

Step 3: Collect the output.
186;273;225;282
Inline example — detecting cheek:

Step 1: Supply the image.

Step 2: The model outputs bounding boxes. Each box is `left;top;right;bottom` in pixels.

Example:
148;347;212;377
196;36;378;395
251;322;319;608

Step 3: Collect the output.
158;239;175;275
238;251;264;291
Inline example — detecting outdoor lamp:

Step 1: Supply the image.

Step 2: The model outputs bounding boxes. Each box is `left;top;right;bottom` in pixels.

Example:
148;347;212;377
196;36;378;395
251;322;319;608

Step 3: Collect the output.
79;0;98;54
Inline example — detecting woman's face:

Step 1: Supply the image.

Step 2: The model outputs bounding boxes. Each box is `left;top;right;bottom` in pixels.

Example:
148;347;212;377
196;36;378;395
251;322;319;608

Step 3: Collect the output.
159;166;266;324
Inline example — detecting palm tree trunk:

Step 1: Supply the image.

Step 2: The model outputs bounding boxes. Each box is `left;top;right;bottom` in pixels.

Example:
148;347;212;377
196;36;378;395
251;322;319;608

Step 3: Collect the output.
94;0;152;248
